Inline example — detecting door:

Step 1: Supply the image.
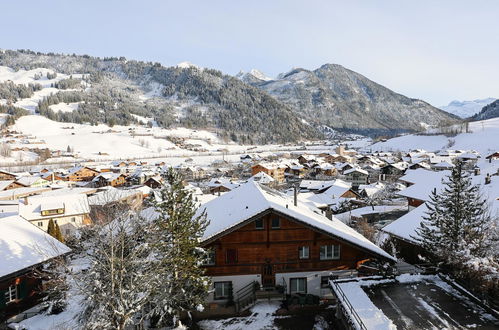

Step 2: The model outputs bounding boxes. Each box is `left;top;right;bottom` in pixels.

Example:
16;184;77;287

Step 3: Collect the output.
261;262;275;288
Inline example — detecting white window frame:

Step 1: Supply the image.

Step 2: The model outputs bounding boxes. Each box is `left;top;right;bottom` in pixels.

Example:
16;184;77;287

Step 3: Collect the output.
203;249;216;266
320;245;340;260
298;246;309;259
214;281;231;300
5;285;18;303
289;278;307;294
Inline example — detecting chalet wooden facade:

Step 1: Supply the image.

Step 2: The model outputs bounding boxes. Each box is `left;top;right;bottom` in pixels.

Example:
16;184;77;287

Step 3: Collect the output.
251;163;285;183
0;216;70;321
0;170;16;181
202;210;383;286
198;182;395;305
64;166;100;182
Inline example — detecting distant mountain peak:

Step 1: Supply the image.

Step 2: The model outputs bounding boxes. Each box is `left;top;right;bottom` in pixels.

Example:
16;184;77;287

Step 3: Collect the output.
440;98;497;118
236;68;272;83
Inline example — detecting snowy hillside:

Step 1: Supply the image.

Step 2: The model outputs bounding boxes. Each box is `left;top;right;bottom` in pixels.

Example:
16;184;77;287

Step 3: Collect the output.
440;98;496;118
368;117;499;155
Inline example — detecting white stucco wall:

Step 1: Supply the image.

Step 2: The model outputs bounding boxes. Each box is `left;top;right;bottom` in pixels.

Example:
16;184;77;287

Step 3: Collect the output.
207;274;261;303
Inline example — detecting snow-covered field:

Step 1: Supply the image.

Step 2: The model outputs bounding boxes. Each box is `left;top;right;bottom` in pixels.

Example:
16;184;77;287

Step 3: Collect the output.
2;115;339;167
368;117;499;155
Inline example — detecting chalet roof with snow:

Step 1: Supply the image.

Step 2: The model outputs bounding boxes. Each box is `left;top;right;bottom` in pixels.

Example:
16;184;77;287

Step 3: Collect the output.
344;168;369;175
397;170;449;201
0;215;71;279
247;171;275;184
19;194;90;221
197;182;395;261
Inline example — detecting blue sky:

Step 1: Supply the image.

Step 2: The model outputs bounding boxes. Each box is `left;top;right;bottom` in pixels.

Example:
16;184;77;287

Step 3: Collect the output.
1;0;498;106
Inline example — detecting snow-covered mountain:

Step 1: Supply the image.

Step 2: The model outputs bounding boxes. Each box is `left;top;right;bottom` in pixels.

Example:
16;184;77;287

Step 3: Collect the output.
239;64;459;136
440;98;497;118
235;69;272;84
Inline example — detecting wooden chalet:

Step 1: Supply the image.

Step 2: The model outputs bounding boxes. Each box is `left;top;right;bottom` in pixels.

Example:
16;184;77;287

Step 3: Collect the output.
198;182;395;307
0;170;16;181
0;181;26;191
92;172;126;188
251;163;285;183
64;166;100;182
0;216;70;321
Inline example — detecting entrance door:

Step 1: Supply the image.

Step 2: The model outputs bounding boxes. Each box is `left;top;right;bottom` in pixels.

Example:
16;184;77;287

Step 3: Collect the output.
261;262;275;288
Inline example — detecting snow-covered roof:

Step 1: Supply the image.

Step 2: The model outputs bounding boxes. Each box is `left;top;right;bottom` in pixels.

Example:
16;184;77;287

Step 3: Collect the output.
92;172;123;182
0;180;16;191
87;186;140;206
248;171;275;184
19;194;90;221
344;168;368;175
16;175;47;186
197;182;395;261
397;170;449;201
0;215;71;278
382;204;427;243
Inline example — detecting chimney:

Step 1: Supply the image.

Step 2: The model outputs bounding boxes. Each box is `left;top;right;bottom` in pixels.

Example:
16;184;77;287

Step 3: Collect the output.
325;209;333;220
23;196;28;205
485;174;491;185
474;167;480;176
293;186;298;207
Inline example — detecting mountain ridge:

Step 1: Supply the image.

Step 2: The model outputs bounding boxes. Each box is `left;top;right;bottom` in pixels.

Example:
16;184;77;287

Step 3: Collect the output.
0;49;459;141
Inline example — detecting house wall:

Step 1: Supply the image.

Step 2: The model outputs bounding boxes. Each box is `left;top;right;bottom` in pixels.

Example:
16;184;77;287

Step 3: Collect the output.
251;165;284;183
206;274;261;303
276;269;356;298
202;212;374;284
29;214;88;236
0;272;41;321
67;168;99;182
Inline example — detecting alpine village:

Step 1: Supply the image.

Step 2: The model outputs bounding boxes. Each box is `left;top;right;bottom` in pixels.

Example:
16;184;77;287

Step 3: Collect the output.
0;2;498;330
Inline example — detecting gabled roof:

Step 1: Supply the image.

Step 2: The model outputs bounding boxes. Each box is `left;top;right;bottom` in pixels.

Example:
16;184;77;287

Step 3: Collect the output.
344;168;369;175
19;194;90;220
197;182;395;261
0;215;71;278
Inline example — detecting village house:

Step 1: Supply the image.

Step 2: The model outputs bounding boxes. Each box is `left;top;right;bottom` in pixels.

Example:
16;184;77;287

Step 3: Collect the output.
18;194;92;237
0;170;16;181
251;163;285;183
92;172;127;188
15;176;50;188
0;181;26;191
64;166;100;182
343;168;369;187
0;215;70;321
197;182;395;309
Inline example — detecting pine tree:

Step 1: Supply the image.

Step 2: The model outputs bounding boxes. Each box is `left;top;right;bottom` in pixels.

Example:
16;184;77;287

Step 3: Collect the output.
54;223;64;243
148;167;210;327
414;161;488;265
47;219;56;237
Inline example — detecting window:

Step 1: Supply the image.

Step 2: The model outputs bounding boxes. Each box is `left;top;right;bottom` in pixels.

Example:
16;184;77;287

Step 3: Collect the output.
203;249;216;266
71;217;76;222
226;249;238;264
298;246;309;259
271;217;280;229
214;281;231;300
321;276;330;288
320;245;340;260
255;218;264;230
290;278;307;294
37;222;43;227
65;229;70;235
4;285;18;303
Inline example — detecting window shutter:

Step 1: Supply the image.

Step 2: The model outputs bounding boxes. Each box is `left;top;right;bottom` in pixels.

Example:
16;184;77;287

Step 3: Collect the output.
19;281;28;300
0;290;6;308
